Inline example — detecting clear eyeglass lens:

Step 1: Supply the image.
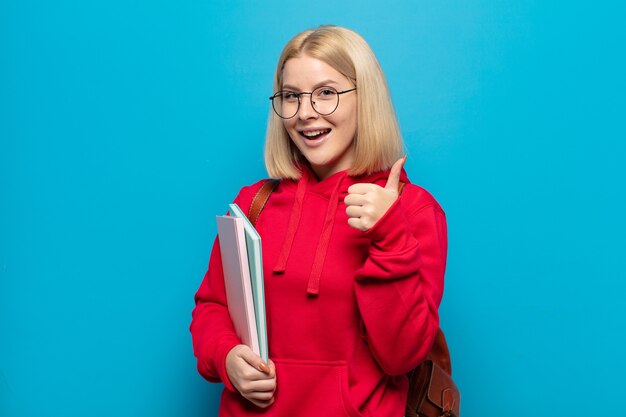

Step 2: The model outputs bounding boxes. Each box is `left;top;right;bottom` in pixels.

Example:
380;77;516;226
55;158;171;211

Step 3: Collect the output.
274;87;340;118
281;91;299;102
312;87;338;115
278;92;299;118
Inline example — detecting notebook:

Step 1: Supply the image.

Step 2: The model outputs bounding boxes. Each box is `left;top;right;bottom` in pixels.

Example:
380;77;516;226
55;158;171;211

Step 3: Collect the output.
228;203;268;362
216;215;260;357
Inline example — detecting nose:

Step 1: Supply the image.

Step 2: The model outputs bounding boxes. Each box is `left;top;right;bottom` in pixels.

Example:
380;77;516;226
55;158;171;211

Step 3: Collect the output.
297;93;318;120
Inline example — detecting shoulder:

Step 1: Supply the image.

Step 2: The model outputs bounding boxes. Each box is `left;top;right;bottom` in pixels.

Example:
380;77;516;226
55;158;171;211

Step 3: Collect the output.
232;179;275;212
400;182;446;216
364;169;445;215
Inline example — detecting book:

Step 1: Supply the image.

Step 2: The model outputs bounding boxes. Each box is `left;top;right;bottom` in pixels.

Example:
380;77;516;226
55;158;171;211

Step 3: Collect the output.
216;215;260;357
228;203;269;362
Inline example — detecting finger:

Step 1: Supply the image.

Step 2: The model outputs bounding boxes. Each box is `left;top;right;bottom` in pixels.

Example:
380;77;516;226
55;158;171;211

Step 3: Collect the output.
247;390;275;401
384;156;406;191
267;359;277;378
346;205;364;219
258;361;270;374
246;378;277;393
238;345;270;374
344;194;358;207
344;193;368;207
347;183;375;195
248;396;275;409
347;217;366;231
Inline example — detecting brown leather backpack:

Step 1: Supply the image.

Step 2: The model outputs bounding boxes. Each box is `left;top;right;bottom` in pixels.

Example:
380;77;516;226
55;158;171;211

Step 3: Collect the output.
248;179;461;417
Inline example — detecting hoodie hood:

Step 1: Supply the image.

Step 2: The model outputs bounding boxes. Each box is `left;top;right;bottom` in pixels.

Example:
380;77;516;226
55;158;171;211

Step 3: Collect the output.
272;164;410;295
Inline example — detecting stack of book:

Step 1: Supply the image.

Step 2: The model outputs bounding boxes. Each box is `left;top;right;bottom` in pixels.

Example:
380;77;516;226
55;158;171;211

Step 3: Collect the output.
216;204;268;362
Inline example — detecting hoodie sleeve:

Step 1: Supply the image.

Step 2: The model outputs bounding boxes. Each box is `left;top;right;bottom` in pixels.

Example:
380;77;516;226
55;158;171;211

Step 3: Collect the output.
189;186;261;391
354;189;447;375
190;238;240;391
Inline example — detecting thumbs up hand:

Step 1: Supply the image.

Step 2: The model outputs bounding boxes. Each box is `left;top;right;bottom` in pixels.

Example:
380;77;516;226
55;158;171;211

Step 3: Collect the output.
344;156;406;232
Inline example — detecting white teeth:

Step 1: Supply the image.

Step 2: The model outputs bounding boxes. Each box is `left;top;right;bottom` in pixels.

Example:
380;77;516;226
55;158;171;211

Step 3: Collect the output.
302;129;330;137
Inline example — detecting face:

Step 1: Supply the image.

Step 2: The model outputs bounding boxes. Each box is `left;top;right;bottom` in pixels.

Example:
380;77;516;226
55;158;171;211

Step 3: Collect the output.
281;54;357;180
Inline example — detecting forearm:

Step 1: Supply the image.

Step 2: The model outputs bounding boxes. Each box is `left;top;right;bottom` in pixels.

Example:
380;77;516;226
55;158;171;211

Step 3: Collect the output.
190;241;241;391
355;199;447;375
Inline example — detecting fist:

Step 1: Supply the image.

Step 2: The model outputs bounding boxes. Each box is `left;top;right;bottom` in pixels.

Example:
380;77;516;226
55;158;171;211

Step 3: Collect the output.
225;345;277;408
344;157;406;231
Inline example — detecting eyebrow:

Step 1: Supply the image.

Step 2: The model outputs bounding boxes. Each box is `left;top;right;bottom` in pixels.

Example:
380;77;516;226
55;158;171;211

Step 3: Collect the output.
282;79;340;91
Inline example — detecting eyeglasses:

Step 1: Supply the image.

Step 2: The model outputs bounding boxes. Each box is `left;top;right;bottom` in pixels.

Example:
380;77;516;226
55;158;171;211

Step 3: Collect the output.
269;86;357;119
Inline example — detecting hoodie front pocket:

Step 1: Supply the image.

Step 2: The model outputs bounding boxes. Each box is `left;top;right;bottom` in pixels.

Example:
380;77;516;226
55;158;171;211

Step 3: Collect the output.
271;359;366;417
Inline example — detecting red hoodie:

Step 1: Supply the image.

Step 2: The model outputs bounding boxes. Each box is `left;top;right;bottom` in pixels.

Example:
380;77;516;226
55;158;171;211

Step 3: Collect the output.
190;166;447;417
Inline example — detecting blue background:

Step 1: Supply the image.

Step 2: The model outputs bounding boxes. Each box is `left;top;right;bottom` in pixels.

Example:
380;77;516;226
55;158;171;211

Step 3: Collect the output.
1;1;625;416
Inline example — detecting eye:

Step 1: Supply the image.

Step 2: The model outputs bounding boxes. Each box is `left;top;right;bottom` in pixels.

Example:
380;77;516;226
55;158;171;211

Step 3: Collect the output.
281;91;299;102
315;88;337;100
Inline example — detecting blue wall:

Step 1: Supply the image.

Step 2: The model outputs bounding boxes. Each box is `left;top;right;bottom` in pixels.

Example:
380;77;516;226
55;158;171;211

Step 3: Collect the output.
1;1;624;416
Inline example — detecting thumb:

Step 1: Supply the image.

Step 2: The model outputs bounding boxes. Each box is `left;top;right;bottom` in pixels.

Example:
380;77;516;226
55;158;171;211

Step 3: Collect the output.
384;156;406;191
239;346;271;374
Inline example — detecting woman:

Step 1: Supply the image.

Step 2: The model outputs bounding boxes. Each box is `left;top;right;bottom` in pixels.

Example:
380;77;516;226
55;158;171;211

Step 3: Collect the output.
190;25;447;417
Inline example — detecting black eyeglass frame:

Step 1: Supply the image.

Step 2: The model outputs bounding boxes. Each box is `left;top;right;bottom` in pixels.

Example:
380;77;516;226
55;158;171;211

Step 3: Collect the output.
268;87;357;119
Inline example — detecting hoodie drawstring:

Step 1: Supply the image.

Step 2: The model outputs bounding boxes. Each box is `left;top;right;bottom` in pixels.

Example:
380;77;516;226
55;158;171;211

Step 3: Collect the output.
306;175;345;295
307;174;345;296
273;169;308;274
272;169;346;296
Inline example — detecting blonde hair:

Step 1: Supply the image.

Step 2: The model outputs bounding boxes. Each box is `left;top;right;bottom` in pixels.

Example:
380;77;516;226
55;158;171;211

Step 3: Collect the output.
265;25;404;179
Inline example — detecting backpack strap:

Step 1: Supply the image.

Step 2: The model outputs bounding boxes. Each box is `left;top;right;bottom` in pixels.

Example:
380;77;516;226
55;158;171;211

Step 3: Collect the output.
248;179;280;227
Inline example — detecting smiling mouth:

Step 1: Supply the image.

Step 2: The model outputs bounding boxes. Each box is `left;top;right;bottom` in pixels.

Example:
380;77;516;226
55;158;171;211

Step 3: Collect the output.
300;128;331;140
